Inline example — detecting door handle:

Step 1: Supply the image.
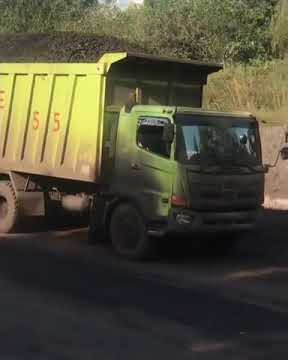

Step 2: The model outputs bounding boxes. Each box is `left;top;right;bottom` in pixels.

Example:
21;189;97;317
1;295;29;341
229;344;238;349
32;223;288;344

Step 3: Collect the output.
131;162;141;170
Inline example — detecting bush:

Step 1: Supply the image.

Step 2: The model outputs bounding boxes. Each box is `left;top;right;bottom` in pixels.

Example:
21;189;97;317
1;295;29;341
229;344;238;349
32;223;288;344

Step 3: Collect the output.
271;0;288;57
204;59;288;124
0;0;282;64
0;0;87;32
71;0;278;63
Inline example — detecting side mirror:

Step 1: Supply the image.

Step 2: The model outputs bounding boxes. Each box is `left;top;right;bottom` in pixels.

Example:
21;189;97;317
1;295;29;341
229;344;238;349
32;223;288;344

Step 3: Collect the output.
162;123;175;143
281;144;288;160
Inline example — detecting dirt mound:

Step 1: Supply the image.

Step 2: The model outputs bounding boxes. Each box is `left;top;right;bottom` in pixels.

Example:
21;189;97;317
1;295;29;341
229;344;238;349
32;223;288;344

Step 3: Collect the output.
0;32;144;62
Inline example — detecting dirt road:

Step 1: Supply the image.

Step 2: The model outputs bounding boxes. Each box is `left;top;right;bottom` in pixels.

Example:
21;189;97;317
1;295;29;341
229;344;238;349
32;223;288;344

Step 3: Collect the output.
1;210;288;359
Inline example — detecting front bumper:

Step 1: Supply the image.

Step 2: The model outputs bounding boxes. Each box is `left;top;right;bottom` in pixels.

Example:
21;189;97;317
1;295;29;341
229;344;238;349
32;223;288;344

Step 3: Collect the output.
148;207;262;237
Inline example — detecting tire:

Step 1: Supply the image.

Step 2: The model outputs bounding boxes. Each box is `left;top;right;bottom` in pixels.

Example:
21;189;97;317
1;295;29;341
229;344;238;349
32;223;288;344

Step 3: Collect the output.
88;226;106;245
109;203;152;260
0;181;19;233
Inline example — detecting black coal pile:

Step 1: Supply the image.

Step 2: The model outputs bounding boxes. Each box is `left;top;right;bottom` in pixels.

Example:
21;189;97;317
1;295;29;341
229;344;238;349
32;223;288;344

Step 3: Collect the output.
0;32;144;62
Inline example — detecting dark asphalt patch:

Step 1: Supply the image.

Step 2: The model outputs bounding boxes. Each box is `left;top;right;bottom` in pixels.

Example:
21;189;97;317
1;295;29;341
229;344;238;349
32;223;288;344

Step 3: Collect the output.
0;238;287;343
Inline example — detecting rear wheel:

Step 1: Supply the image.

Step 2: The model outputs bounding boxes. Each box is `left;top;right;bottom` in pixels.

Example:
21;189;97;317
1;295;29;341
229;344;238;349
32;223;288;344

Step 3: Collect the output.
0;181;19;233
110;203;152;260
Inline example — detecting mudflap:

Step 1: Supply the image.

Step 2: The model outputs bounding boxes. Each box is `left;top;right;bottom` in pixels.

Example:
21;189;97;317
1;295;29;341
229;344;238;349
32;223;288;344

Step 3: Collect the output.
18;191;45;216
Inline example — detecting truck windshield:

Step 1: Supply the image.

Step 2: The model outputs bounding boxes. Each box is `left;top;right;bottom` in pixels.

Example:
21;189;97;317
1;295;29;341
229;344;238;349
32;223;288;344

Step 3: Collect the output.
175;114;261;166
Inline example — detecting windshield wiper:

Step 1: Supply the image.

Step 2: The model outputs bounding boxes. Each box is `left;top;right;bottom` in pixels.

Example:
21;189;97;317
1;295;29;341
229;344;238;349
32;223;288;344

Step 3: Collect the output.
198;158;231;173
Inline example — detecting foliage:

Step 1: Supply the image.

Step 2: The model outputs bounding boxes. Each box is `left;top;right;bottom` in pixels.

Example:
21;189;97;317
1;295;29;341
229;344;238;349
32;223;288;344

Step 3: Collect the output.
0;0;96;32
204;59;288;124
0;0;285;63
144;0;173;8
60;0;280;63
141;0;278;63
271;0;288;57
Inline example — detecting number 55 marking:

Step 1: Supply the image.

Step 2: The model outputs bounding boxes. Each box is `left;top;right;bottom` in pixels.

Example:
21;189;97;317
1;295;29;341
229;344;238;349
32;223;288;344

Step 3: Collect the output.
53;112;60;132
33;111;40;130
0;90;5;110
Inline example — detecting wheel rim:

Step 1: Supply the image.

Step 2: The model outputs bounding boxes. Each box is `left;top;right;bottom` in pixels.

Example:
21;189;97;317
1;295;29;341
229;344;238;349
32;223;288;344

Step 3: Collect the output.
114;212;142;251
0;196;8;220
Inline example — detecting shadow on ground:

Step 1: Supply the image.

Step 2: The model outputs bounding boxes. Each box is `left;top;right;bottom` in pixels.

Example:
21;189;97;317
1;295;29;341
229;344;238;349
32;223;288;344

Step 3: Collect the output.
0;227;288;343
11;208;288;266
0;208;288;358
17;211;88;233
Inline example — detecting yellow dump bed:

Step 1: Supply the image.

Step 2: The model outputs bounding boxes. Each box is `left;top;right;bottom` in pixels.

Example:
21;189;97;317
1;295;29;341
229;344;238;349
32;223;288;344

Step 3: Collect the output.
0;60;115;183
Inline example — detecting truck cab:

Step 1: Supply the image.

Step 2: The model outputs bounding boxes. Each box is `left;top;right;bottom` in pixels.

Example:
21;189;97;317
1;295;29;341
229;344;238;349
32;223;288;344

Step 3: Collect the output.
94;105;265;259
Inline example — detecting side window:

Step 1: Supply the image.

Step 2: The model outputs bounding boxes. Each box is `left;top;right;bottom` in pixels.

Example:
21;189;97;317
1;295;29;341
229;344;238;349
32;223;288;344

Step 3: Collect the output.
137;117;171;158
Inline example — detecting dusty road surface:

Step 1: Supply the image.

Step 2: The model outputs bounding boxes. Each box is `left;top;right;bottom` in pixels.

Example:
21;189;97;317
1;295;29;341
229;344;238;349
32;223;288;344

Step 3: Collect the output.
1;210;288;359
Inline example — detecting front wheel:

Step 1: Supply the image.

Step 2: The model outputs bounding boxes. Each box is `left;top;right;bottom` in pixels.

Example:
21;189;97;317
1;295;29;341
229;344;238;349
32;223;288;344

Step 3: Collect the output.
109;203;152;260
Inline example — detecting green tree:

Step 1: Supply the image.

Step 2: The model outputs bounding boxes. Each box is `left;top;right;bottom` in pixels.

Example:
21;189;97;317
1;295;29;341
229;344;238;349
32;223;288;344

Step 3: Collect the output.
139;0;279;62
144;0;172;8
0;0;91;32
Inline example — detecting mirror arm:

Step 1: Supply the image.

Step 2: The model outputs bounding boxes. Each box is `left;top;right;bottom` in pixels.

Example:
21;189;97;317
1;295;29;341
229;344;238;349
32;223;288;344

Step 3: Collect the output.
266;150;281;169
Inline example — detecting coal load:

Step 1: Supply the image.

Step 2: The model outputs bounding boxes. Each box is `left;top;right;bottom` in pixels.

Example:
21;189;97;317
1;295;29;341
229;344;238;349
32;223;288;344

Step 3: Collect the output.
0;32;144;62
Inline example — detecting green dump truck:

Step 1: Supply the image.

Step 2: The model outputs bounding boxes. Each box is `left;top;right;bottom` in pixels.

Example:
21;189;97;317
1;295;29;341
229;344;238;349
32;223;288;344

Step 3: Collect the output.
0;52;266;258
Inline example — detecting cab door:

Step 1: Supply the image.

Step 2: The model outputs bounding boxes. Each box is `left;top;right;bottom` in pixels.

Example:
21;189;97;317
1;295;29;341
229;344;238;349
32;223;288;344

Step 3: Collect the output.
132;115;174;221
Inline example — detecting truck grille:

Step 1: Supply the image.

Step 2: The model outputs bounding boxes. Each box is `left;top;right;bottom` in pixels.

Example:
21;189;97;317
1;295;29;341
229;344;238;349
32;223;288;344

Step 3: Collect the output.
189;184;261;211
187;171;264;211
199;190;257;200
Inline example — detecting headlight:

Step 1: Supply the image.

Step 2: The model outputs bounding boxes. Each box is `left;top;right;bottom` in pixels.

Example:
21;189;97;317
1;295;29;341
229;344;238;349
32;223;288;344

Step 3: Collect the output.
176;213;194;225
